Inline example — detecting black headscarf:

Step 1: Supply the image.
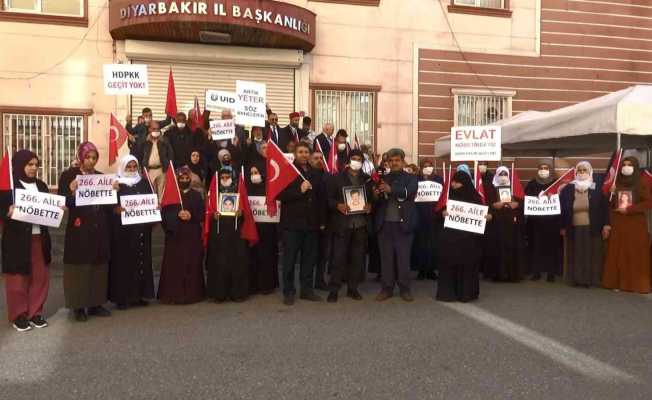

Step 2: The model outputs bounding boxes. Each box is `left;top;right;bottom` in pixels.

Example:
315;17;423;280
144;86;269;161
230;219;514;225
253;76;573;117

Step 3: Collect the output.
449;171;481;204
187;148;206;180
616;156;641;202
12;150;39;184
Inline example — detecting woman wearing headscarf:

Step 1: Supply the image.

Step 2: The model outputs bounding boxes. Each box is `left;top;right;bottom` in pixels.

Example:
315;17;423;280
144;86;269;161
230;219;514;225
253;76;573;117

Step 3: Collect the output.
484;166;525;282
58;142;115;322
108;155;156;309
187;149;207;198
1;150;52;331
413;159;444;281
245;142;279;295
157;166;205;304
436;170;484;302
205;168;250;302
559;161;610;288
525;161;562;282
602;157;652;293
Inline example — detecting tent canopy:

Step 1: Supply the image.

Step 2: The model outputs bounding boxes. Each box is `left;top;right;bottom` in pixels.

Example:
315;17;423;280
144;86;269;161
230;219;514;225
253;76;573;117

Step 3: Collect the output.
433;85;652;158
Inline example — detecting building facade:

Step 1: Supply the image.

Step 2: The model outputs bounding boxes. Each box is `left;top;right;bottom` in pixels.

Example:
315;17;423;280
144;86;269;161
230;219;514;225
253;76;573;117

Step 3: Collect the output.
1;0;650;186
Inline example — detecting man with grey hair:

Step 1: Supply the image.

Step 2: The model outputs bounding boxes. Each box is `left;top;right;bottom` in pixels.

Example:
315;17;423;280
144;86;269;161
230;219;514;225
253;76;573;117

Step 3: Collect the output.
313;122;335;156
373;148;419;302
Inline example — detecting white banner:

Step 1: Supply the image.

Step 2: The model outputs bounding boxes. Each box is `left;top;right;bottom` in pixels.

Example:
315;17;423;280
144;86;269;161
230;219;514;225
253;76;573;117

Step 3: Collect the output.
210;119;236;141
205;90;238;111
11;188;66;228
415;181;443;203
524;194;561;216
120;194;161;225
248;196;280;223
75;174;118;206
444;199;488;234
103;64;149;95
235;80;267;127
450;125;501;162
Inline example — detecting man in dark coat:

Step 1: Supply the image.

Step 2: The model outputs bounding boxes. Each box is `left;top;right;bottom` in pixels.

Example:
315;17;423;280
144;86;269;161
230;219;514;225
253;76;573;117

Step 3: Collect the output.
326;149;374;302
313;122;335;157
278;142;326;305
278;112;302;152
373;148;419;302
166;112;197;168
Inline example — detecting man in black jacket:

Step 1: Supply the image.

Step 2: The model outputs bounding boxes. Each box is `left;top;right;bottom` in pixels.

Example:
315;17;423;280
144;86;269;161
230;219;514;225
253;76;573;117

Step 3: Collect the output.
313;122;334;156
137;121;174;197
373;148;419;302
326;149;374;302
278;142;326;305
165;112;196;168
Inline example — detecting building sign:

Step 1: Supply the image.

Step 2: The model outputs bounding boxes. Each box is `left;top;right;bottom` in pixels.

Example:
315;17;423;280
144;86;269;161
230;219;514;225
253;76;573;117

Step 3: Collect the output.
450;126;502;162
109;1;317;52
103;64;149;95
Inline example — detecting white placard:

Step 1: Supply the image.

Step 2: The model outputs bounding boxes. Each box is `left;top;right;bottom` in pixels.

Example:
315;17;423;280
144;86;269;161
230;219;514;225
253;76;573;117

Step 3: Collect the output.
415;181;443;203
248;196;281;223
11;188;65;228
103;64;149;95
120;194;161;225
235;80;267;127
75;174;117;206
450;125;501;162
524;194;561;216
210;119;236;141
205;90;238;111
444;199;488;234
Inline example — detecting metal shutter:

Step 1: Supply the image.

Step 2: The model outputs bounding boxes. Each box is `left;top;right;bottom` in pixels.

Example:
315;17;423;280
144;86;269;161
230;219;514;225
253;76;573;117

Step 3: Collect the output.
131;60;295;126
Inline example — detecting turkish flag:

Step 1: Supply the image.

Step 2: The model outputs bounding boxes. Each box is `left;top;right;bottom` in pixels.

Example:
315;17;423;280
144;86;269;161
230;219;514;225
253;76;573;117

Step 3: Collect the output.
189;96;204;131
642;170;652;187
238;167;259;246
327;139;338;175
602;148;623;195
474;163;486;205
265;140;300;216
160;161;182;208
540;168;575;197
109;113;129;166
165;69;178;118
203;172;217;248
435;163;451;211
511;163;525;200
0;148;13;191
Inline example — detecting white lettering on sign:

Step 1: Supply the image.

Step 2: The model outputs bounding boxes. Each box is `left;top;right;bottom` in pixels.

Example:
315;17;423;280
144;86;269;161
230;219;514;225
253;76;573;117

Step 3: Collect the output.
12;188;66;228
75;174;118;206
415;181;443;203
120;194;162;225
210;119;236;141
524;194;561;216
118;1;312;36
103;64;149;95
235;80;266;127
450;125;501;162
248;196;280;223
444;199;488;235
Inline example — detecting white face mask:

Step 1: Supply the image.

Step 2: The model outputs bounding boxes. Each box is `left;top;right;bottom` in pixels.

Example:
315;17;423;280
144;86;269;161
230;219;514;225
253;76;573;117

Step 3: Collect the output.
498;176;509;186
384;168;391;175
349;160;362;171
221;179;232;188
538;169;550;179
422;166;434;176
124;171;138;177
150;131;161;138
479;165;487;174
622;166;634;176
177;123;186;129
337;143;346;152
219;141;228;148
251;174;262;184
577;172;590;181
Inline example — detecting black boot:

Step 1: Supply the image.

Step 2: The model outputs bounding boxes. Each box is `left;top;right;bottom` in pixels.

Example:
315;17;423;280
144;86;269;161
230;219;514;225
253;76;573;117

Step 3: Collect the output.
327;291;338;303
546;273;555;283
73;308;88;322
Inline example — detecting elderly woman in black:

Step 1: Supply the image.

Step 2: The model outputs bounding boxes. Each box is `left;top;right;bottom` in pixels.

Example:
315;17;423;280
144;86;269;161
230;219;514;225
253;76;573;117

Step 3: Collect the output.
1;150;53;331
58;142;116;322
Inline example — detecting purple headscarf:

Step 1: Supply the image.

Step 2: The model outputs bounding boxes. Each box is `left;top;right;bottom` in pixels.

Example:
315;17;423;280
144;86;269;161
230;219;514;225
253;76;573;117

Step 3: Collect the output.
77;141;99;163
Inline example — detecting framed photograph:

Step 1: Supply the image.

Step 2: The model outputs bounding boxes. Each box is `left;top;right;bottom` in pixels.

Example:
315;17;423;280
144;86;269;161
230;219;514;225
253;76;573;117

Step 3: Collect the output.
343;185;367;214
498;186;512;203
218;192;239;216
617;190;632;210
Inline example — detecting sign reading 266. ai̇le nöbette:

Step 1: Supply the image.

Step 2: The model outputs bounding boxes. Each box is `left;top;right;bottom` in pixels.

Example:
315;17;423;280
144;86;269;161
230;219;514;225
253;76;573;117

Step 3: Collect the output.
450;126;501;162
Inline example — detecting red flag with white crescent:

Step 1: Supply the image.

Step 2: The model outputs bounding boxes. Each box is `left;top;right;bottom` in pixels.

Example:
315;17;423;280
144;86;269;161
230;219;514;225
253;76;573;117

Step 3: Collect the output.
540;168;575;197
265;140;301;216
109;113;129;166
602;148;623;195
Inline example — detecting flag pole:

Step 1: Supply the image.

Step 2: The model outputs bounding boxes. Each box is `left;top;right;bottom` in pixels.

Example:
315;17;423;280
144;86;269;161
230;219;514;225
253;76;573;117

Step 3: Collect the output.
168;161;184;210
474;160;478;188
143;167;155;195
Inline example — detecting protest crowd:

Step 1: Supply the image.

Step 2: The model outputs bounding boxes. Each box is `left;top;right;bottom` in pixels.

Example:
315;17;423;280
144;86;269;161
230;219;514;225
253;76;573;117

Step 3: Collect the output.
2;101;651;333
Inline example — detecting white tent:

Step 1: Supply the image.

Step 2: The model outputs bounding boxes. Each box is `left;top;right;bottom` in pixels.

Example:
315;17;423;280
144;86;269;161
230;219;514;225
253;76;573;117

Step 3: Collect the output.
434;85;652;158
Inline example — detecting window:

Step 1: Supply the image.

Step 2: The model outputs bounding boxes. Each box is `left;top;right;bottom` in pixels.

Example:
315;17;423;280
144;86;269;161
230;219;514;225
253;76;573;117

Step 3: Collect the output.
452;89;514;126
448;0;511;17
1;0;87;26
1;110;88;187
453;0;506;9
311;85;379;149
